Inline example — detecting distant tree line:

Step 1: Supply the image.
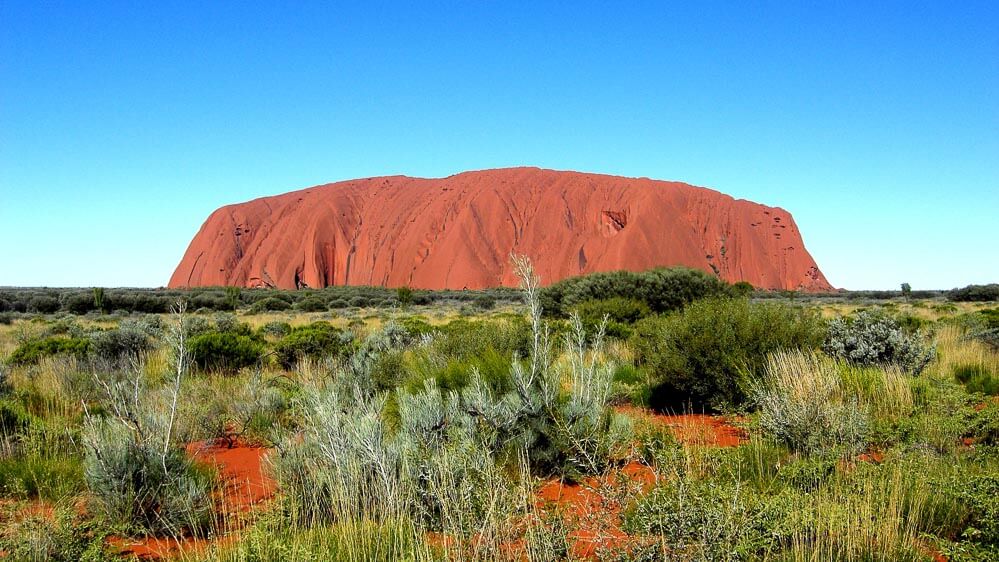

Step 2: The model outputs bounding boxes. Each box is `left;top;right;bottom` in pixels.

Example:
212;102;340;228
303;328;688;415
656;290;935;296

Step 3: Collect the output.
0;285;523;316
0;279;994;318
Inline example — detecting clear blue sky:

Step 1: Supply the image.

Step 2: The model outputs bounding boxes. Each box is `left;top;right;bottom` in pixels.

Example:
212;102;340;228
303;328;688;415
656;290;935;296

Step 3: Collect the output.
1;2;996;289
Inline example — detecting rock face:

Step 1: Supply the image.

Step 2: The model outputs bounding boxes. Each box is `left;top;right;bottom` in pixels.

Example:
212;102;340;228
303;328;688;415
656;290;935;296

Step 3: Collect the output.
169;167;832;291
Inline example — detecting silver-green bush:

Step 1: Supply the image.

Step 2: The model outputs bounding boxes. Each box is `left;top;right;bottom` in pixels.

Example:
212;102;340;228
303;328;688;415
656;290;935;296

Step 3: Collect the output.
823;310;934;374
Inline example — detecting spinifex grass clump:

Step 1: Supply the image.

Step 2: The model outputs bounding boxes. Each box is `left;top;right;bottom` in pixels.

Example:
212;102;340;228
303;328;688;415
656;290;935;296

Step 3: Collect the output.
954;362;999;395
783;467;931;562
753;351;875;455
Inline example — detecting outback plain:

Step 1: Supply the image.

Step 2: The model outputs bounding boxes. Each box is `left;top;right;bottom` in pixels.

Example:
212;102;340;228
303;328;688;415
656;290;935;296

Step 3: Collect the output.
1;267;997;561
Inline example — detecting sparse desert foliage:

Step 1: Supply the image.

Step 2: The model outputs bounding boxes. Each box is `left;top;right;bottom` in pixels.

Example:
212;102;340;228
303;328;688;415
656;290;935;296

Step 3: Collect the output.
0;269;997;561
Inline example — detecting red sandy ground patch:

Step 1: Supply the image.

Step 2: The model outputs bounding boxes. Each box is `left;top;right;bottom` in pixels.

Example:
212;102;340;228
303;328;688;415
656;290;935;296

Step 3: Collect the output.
530;407;748;558
916;539;950;562
973;397;999;411
108;536;233;560
536;461;660;559
857;449;885;464
111;440;274;559
0;499;55;522
616;405;748;447
186;439;276;511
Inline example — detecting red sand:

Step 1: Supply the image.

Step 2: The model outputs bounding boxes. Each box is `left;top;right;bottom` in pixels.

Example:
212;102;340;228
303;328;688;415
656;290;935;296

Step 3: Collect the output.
108;536;231;560
858;449;886;464
169;167;831;291
531;408;748;558
617;406;748;447
536;461;656;559
185;440;276;510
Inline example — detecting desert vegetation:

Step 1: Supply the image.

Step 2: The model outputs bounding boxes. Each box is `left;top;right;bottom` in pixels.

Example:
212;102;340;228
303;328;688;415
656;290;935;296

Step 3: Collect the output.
1;263;997;561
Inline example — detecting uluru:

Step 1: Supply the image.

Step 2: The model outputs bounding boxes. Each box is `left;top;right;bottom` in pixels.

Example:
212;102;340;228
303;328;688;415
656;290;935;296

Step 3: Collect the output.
169;167;831;291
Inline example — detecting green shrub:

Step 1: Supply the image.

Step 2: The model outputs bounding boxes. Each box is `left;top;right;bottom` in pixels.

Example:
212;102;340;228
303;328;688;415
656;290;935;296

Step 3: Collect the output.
348;296;371;308
260;320;292;338
776;455;838;492
473;294;496;310
940;472;999;547
369;349;408;392
406;347;514;394
250;296;292;312
968;401;999;445
274;321;350;370
403;317;530;392
978;308;999;330
45;318;81;337
632;298;826;411
540;266;729;317
731;281;755;297
65;293;96;315
949;284;999;302
398;316;433;336
295;296;328;312
28;296;61;314
954;363;999;396
82;416;213;536
431;318;530;361
895;312;929;333
824;310;935;374
964;309;999;351
396;286;414;307
0;398;32;435
572;297;651;339
182;315;212;337
969;329;999;351
610;363;648;405
88;322;153;363
7;336;91;366
177;371;288;447
572;297;651;324
212;312;251;334
189;331;263;373
223;286;241;310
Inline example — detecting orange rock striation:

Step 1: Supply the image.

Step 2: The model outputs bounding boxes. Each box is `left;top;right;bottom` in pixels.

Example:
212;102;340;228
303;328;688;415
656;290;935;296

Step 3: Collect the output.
169;167;831;291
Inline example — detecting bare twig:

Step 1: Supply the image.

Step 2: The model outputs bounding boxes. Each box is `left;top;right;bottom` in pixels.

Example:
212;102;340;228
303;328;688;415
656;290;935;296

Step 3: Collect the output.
162;301;187;475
